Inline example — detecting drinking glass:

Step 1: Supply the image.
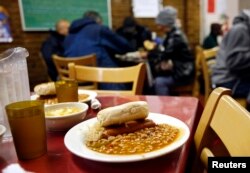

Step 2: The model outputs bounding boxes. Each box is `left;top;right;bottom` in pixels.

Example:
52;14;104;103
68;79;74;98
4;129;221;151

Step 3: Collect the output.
55;80;78;102
5;100;47;160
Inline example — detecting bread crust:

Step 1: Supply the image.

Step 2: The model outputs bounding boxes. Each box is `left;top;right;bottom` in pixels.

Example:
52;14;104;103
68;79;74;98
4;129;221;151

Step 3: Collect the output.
34;82;56;96
97;101;149;127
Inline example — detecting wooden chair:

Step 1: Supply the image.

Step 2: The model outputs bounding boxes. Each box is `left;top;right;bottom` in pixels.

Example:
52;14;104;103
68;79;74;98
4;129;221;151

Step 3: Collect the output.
200;46;219;102
52;54;97;80
191;87;250;173
200;47;247;107
68;63;146;95
52;54;97;89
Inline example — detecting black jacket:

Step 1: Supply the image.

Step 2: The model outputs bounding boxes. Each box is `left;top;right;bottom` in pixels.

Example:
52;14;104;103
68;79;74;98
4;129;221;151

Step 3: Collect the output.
116;24;152;50
149;27;195;85
41;31;65;81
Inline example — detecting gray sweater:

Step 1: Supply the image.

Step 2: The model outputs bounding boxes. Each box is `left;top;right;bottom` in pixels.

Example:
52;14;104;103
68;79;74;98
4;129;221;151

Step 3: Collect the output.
212;10;250;85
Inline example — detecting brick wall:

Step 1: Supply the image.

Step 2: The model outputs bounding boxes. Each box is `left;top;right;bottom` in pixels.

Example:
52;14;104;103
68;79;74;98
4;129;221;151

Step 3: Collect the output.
0;0;200;90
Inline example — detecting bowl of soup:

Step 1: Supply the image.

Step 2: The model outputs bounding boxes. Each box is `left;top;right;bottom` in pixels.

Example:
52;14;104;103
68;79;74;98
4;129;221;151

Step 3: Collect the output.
45;102;89;131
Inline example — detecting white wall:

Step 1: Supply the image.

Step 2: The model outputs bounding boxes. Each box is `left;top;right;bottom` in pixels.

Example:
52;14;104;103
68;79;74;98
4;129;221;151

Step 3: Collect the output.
225;0;239;27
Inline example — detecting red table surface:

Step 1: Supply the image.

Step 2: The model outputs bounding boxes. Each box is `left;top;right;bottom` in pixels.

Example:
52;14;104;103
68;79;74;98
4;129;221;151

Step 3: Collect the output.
0;95;203;173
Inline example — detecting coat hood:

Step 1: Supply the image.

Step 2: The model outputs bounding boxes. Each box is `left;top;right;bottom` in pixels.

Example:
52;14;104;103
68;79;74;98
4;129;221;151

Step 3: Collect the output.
69;17;97;34
233;9;250;29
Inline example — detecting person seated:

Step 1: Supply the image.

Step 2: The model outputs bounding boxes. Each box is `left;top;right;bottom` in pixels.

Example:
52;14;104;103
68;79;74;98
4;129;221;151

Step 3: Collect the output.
147;6;195;95
41;19;70;81
116;16;152;50
211;9;250;109
202;23;222;49
63;10;134;90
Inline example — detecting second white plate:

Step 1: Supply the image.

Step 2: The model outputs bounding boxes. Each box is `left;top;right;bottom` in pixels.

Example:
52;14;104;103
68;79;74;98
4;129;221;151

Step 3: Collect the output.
30;89;97;105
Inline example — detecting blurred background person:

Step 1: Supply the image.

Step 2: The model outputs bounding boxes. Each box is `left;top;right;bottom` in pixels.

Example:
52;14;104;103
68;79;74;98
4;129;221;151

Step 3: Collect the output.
148;6;195;95
116;16;152;50
63;10;134;90
212;9;250;108
220;13;230;36
41;19;70;81
202;23;222;49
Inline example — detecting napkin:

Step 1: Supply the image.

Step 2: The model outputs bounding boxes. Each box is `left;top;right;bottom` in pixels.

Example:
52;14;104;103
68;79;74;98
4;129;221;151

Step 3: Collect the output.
91;98;101;110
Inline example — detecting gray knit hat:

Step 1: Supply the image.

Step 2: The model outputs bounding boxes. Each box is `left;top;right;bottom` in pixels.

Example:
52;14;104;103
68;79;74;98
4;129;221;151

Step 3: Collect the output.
156;6;177;28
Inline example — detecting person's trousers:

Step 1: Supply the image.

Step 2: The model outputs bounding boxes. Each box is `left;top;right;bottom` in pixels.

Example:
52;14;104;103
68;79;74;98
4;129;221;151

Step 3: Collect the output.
154;76;174;95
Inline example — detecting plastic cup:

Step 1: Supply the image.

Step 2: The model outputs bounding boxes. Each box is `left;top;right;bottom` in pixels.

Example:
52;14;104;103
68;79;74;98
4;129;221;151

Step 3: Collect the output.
55;80;78;103
5;100;47;160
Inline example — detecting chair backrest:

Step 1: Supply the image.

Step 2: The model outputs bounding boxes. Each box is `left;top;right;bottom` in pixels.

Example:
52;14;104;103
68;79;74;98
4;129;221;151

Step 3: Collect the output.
68;63;146;95
192;87;250;172
200;47;247;107
200;46;219;103
52;54;97;80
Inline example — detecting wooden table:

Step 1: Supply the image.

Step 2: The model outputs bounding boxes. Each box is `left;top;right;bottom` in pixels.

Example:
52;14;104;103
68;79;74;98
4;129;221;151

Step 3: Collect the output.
0;95;202;173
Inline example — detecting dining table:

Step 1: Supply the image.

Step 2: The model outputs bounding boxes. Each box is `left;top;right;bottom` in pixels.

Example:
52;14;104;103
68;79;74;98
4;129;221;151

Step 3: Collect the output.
0;94;203;173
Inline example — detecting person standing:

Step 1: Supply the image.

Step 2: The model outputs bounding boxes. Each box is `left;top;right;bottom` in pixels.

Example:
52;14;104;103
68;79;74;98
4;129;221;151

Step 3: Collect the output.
211;9;250;106
41;19;70;81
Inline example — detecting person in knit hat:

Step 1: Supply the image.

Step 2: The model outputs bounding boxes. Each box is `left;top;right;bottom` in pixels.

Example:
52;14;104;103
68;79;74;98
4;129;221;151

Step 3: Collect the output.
156;6;177;29
148;6;195;95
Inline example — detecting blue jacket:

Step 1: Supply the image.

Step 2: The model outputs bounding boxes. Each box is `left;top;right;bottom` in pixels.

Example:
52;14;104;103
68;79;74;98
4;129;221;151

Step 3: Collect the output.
63;18;134;67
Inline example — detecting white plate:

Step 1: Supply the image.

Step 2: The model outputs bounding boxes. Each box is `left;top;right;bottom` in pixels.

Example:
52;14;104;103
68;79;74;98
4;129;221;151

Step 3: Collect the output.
64;112;190;163
30;89;97;105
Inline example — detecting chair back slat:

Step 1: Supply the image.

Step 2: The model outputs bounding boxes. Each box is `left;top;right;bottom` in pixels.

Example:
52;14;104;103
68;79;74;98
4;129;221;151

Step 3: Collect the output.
68;63;146;95
52;54;97;89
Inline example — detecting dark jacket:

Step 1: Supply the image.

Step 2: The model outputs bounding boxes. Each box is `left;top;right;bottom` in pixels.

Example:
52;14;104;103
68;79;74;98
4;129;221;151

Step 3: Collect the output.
149;27;195;85
41;31;65;81
116;24;152;50
202;23;222;49
63;17;134;68
212;10;250;85
202;34;218;49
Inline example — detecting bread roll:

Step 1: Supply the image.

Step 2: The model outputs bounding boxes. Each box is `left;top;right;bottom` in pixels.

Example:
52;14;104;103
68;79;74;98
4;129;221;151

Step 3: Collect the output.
34;82;56;96
97;101;149;127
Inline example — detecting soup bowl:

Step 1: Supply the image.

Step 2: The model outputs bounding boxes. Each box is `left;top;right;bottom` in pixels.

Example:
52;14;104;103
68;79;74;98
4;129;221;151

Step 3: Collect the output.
45;102;89;131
